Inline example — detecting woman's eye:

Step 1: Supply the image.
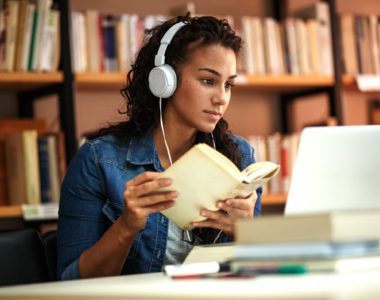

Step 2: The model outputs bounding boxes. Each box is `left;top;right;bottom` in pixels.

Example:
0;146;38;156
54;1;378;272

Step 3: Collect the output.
225;82;235;89
202;78;214;85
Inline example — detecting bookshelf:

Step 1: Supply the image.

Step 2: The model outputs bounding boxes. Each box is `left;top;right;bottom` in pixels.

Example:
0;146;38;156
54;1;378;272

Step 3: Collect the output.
1;0;379;220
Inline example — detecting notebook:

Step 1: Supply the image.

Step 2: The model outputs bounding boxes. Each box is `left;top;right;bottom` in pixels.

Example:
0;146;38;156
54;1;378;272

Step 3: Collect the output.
285;125;380;215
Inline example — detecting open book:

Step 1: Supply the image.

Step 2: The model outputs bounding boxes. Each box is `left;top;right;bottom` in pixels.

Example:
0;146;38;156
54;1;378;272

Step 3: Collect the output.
157;143;280;230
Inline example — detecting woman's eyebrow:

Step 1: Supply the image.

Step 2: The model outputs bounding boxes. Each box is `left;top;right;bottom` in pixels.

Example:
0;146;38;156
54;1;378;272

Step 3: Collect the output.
198;67;237;79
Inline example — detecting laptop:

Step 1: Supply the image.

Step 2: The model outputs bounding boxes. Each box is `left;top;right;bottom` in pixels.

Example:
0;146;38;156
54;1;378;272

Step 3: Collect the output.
285;125;380;215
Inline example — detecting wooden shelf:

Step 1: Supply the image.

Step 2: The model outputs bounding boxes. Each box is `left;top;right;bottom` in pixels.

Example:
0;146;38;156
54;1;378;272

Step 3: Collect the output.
236;74;334;91
0;72;63;91
74;72;334;91
75;72;127;89
0;206;22;218
261;194;287;205
342;74;356;88
342;74;380;93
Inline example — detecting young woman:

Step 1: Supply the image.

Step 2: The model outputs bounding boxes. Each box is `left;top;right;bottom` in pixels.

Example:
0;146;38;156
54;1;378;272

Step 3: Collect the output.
57;14;262;280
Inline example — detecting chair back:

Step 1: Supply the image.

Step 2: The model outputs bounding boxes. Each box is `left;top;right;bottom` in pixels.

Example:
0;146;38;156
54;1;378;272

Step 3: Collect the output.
43;230;57;281
0;228;50;286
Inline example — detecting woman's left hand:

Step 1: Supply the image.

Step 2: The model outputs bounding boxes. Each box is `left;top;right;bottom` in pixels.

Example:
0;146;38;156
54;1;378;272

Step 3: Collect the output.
192;191;257;237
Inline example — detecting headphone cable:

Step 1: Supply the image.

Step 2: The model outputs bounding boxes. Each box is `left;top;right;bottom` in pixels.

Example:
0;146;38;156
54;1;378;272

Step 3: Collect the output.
159;97;222;244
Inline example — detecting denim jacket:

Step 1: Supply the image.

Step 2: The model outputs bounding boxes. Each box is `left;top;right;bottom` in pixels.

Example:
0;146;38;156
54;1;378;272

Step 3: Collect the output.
57;130;262;280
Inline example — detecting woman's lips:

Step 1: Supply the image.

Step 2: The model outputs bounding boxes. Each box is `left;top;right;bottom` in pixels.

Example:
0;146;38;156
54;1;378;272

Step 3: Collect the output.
204;110;221;121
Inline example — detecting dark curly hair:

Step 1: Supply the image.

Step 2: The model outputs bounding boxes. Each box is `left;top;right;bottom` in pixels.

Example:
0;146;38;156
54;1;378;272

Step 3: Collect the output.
95;14;243;167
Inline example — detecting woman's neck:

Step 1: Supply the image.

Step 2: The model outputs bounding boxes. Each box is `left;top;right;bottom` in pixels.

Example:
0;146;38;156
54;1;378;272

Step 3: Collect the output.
152;125;195;169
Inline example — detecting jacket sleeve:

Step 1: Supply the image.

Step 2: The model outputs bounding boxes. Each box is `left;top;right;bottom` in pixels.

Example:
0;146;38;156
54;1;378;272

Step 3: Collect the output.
57;142;108;280
234;135;263;216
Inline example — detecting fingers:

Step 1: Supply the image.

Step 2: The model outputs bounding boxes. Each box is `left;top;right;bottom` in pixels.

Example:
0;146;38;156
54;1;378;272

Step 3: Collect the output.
137;190;178;207
192;210;233;235
142;199;176;215
217;204;249;218
127;171;160;186
217;191;257;218
191;191;259;235
125;175;173;199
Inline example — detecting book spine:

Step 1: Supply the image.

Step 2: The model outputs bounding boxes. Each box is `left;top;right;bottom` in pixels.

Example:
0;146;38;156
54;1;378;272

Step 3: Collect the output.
4;0;19;71
38;136;52;203
14;0;28;71
47;135;60;202
102;14;117;72
21;3;36;71
22;131;41;204
28;8;39;70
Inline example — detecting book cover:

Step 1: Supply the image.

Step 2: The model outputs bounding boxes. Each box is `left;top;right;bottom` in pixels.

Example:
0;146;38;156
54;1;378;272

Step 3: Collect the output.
156;143;280;230
236;210;380;244
230;255;380;274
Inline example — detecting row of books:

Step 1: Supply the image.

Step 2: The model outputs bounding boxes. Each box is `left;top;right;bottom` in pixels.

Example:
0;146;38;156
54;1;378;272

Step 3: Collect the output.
240;2;333;76
0;0;60;72
341;14;380;76
70;2;333;77
71;12;165;73
166;210;380;278
0;119;66;206
248;132;300;195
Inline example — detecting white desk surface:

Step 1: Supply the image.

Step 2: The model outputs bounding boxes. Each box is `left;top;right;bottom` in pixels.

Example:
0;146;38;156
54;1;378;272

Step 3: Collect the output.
0;270;380;300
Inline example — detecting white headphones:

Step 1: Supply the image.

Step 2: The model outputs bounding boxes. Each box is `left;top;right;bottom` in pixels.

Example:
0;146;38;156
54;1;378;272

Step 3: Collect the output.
148;21;187;98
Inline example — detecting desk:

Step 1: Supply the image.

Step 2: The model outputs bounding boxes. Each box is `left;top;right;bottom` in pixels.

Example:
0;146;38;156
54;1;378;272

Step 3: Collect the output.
0;271;380;300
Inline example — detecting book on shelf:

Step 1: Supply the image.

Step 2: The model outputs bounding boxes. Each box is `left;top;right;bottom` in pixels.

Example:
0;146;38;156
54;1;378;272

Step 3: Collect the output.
38;135;60;203
21;202;58;221
235;210;380;244
0;0;60;72
0;119;47;206
248;132;301;196
293;1;333;76
168;1;195;17
156;143;280;230
5;130;41;205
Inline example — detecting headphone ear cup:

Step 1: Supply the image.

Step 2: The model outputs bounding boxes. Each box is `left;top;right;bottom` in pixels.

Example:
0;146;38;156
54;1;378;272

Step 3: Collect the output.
148;64;177;98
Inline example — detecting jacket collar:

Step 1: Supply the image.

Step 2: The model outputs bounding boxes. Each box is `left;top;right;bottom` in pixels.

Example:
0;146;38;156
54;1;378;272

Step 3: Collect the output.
126;130;163;171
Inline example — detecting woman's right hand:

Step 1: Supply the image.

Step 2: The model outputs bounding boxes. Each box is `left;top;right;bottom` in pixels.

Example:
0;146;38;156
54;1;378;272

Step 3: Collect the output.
121;171;178;233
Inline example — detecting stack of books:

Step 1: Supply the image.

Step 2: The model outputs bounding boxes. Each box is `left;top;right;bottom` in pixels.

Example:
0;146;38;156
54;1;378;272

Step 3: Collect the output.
231;211;380;274
165;211;380;278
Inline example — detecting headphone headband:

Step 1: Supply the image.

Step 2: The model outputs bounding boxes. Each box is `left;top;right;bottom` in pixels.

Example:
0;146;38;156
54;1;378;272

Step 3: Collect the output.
154;21;187;66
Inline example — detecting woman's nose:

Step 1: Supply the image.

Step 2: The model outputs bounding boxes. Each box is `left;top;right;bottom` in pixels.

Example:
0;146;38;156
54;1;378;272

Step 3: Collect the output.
212;87;228;105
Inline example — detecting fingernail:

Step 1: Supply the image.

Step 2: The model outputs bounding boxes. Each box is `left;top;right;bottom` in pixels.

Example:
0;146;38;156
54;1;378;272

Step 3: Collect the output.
171;191;179;198
217;202;223;208
201;211;207;217
161;178;172;185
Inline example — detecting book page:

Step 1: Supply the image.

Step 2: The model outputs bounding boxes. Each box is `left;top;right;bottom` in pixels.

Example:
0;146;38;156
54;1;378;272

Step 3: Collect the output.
197;144;242;179
158;144;242;230
242;161;280;183
183;243;235;264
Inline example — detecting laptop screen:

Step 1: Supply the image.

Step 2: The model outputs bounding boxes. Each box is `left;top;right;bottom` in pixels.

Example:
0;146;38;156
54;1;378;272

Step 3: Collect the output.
285;125;380;215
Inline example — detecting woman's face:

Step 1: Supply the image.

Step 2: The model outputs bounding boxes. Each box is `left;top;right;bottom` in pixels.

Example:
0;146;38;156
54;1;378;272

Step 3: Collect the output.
165;44;237;134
